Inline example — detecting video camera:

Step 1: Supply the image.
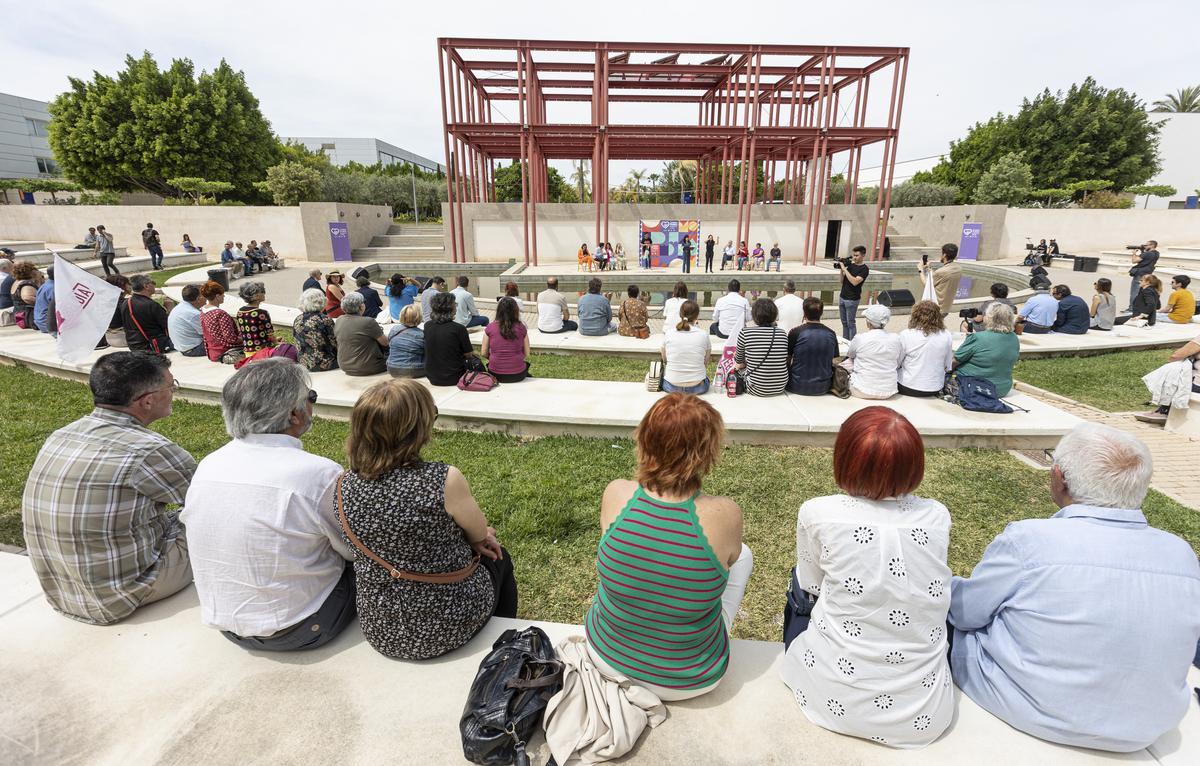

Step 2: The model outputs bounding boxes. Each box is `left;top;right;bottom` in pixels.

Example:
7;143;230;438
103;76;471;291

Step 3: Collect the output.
1126;245;1144;251
958;307;980;319
832;256;852;270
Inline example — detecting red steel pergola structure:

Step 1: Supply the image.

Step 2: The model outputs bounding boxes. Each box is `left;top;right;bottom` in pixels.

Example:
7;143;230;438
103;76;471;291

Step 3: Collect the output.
437;38;908;266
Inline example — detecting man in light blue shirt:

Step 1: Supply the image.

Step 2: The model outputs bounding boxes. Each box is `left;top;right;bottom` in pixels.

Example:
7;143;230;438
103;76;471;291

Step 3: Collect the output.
33;266;55;334
1018;290;1058;334
949;422;1200;753
167;284;206;356
450;275;487;328
577;277;616;336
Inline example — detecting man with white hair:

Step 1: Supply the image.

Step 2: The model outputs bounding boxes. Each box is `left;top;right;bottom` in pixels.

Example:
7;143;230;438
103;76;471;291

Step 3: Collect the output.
949;422;1200;752
181;359;356;651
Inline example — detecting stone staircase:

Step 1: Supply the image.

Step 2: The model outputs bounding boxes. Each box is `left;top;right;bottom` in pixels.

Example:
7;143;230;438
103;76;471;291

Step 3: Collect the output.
884;227;938;260
352;223;447;262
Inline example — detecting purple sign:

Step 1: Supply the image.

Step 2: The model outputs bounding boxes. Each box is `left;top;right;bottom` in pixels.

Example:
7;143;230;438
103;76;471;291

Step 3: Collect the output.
329;221;352;262
959;222;982;261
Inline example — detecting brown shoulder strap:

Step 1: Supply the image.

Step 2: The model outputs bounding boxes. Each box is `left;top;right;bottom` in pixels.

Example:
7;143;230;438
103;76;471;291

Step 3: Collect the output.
335;473;481;584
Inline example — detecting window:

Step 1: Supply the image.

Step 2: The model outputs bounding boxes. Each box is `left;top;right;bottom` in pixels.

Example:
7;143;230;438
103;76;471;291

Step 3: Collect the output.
321;143;336;150
26;118;49;137
36;157;59;175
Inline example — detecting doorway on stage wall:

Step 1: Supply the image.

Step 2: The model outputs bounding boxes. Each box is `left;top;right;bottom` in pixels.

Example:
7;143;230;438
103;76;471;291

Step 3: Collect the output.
823;220;842;260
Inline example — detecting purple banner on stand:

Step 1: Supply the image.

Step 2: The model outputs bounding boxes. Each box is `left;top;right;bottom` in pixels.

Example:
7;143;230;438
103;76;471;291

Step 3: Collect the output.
329;222;352;262
959;222;982;261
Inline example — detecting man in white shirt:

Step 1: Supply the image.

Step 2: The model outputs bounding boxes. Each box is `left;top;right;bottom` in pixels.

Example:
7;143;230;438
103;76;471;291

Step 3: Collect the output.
709;279;752;340
774;280;805;334
451;275;489;328
846;304;903;399
181;359;355;652
537;277;577;333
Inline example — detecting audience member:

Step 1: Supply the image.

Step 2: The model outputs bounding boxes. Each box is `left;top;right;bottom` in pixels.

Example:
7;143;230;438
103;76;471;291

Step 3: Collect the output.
33;264;55;334
482;297;530;382
953;303;1020;396
584;394;752;700
141;222;164;270
260;241;281;269
775;280;805;334
220;241;249;278
0;258;13;311
355;274;383;319
1134;333;1200;424
781;407;953;747
121;274;173;353
293;288;338;371
662;281;688;329
1115;274;1161;326
183;359;355;651
324;271;346;318
1160;275;1196;324
969;283;1017;333
1128;240;1160;312
1090;278;1117;331
920;243;962;316
168;284;206;356
846;304;902;399
341;379;516;658
734;299;789;397
335;292;387;376
181;233;202;253
302;268;323;293
104;275;132;348
578;278;616;336
617;284;650;338
710;279;751;340
950;423;1200;752
81;227;97;249
500;281;524;312
786;297;839;396
22;353;194;624
386;305;425;378
199;281;244;364
234;281;280;357
385;274;409;321
425;292;476;385
1018;286;1058;334
420;276;446;324
10;261;42;329
837;245;869;339
536;277;576;333
661;300;711;394
1051;285;1090;334
898;301;953;396
450;276;487;328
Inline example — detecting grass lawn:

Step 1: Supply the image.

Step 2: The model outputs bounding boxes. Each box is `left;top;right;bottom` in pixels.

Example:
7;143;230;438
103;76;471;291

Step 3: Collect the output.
1013;348;1177;412
150;264;204;288
3;364;1197;641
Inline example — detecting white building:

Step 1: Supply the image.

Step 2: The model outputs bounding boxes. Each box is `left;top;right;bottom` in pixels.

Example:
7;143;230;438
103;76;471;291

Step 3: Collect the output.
1137;113;1200;209
280;136;444;174
0;92;58;179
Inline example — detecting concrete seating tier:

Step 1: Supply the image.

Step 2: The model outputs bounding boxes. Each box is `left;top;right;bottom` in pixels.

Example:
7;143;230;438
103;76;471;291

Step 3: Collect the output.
1166;393;1200;438
0;239;45;252
10;246;129;267
0;325;1080;448
1097;250;1200;271
0;552;1194;764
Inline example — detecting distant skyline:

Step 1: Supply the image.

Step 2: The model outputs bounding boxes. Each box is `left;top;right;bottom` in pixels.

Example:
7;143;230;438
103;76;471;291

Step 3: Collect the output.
4;0;1194;185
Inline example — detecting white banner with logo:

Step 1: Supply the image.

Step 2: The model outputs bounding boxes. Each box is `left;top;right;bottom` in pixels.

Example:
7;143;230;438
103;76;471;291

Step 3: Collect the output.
53;255;123;363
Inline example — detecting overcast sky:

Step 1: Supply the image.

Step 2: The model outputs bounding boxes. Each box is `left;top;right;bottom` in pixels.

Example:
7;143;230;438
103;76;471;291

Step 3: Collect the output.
4;0;1193;185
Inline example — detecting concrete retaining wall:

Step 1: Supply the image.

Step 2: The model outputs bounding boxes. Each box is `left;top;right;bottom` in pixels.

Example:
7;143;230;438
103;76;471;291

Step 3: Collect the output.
999;208;1200;256
886;205;1008;260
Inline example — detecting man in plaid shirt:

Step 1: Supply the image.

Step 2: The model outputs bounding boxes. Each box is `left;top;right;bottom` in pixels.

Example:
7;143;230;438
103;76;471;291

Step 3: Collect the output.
22;352;196;624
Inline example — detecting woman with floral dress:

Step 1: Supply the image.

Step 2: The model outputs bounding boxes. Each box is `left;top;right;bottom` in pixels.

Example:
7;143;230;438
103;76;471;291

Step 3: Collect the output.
234;281;279;357
294;287;339;371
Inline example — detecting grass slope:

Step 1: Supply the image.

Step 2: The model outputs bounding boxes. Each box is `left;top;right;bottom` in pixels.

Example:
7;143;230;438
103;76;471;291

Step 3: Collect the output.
1013;348;1178;412
1;364;1195;641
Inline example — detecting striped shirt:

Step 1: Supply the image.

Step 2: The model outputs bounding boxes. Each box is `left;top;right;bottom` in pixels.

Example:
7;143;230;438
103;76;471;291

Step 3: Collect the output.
585;486;730;691
734;325;789;396
21;408;196;624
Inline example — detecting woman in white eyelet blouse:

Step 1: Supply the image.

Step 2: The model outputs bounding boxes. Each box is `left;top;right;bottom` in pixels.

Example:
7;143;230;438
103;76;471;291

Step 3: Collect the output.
779;407;954;748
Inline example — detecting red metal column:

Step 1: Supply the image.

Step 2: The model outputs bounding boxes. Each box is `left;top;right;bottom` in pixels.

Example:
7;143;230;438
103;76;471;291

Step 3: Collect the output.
525;47;539;266
869;55;904;261
875;54;908;261
436;43;459;263
517;46;530;266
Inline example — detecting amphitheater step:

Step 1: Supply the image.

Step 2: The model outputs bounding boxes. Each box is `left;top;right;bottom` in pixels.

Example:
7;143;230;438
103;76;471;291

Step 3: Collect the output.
386;223;444;236
352;245;447;262
369;234;444;247
886;234;926;248
887;245;940;260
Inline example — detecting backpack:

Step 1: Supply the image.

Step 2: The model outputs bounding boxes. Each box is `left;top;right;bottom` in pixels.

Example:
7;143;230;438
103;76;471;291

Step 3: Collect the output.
946;374;1013;413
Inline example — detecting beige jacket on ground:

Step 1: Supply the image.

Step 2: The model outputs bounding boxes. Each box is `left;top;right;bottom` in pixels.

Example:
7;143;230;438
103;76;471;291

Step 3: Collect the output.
543;636;667;765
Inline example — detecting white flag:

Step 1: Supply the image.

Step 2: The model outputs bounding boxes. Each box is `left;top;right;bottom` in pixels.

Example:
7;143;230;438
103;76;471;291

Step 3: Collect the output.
53;255;123;363
921;265;938;303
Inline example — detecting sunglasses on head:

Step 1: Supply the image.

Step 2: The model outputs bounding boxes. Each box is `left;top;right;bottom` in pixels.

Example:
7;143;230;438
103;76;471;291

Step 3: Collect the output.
307;389;318;404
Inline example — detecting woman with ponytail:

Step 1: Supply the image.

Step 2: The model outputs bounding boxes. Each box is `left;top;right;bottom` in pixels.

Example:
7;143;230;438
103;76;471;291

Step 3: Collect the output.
660;300;711;394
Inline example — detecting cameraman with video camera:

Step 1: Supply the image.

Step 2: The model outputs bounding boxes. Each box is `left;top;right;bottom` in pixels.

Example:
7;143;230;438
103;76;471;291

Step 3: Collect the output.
1127;240;1160;312
834;245;869;340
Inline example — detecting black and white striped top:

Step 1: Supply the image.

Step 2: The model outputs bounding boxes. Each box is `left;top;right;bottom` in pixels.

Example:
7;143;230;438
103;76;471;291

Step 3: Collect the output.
734;325;790;396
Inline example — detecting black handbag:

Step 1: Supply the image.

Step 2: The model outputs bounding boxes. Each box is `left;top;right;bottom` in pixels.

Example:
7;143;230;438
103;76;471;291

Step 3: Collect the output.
460;626;564;766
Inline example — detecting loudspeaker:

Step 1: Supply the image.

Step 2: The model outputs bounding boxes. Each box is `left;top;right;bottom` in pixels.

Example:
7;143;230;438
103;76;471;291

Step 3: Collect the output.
351;266;371;281
877;289;915;308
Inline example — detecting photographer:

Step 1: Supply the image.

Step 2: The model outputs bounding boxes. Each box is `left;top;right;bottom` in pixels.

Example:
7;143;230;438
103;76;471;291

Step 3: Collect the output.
1127;240;1160;312
835;245;869;340
919;243;963;317
966;283;1017;333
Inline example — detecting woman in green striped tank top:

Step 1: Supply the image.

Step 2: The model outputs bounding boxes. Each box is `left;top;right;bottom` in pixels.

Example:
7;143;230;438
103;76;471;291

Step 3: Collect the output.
584;393;754;701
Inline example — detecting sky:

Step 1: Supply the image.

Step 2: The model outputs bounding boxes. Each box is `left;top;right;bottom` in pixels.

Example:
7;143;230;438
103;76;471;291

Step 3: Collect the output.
3;0;1194;186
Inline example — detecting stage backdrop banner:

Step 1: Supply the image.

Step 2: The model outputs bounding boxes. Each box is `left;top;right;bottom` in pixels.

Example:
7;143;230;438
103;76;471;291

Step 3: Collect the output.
639;220;700;267
959;222;982;261
330;222;352;262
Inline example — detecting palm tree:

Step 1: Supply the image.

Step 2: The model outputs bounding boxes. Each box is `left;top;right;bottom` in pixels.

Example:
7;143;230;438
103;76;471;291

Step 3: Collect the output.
570;160;590;202
626;169;646;202
1152;85;1200;113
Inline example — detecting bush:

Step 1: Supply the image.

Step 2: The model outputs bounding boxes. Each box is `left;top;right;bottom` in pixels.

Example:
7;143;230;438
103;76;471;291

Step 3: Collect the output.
973;153;1033;205
890;181;960;207
77;190;121;205
257;160;322;206
1081;189;1133;209
217;199;245;206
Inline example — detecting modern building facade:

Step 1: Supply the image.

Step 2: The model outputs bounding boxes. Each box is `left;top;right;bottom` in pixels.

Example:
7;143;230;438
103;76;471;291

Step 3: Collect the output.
1140;113;1200;210
0;92;58;179
280;136;444;173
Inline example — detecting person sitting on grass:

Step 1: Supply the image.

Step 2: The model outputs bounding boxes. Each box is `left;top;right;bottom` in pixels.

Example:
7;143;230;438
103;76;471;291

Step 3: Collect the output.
845;304;902;400
617;284;650;338
452;275;488;329
1089;278;1117;331
661;300;711;395
734;298;790;397
167;283;207;356
292;287;338;372
898;300;954;397
952;302;1020;397
584;393;753;700
1050;285;1090;335
482;296;530;382
387;304;425;378
781;406;954;748
355;274;383;320
183;359;356;652
1134;332;1200;425
23;352;195;625
199;280;245;364
424;291;478;385
950;422;1200;752
335;291;388;376
578;277;617;336
1114;274;1161;327
786;297;839;396
1159;275;1196;325
339;378;517;659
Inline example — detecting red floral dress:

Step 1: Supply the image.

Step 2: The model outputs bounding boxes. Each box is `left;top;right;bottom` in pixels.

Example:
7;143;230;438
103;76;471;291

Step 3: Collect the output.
200;307;244;362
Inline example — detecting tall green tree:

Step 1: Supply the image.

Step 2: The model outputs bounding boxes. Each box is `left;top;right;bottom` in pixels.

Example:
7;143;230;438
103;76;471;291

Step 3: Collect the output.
926;78;1160;200
1151;85;1200;113
491;161;570;202
973;153;1033;205
47;52;280;199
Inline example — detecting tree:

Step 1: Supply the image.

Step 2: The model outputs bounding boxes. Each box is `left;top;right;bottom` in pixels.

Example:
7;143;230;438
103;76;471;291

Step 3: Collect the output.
47;52;280;199
279;141;333;172
1125;184;1178;208
1028;188;1072;206
973;153;1033;205
256;161;323;206
626;169;646;202
1080;190;1132;209
925;78;1160;199
17;178;81;203
167;177;234;204
889;181;960;207
490;161;570;202
1151;86;1200;113
1066;179;1113;203
570;161;590;202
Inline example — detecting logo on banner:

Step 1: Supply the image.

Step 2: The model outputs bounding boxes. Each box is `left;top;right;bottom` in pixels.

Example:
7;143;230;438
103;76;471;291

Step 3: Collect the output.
72;283;95;309
962;228;979;239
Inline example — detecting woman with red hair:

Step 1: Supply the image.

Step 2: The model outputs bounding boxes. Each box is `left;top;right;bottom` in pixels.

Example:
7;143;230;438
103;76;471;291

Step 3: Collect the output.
584;393;753;700
779;406;953;748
